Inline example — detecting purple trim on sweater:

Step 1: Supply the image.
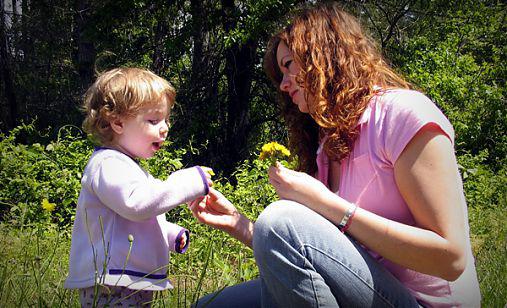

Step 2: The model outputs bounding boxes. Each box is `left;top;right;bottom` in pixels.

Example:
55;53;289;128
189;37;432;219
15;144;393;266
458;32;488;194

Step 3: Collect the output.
108;269;167;279
175;229;190;253
195;166;210;195
94;146;110;151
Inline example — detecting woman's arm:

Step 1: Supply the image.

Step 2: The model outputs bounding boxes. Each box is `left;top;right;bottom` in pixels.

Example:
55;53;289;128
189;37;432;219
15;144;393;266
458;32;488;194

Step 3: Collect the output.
189;187;254;248
269;126;467;280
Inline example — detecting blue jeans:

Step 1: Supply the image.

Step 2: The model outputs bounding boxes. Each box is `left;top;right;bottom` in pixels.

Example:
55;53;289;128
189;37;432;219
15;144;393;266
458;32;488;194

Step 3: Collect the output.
195;200;420;307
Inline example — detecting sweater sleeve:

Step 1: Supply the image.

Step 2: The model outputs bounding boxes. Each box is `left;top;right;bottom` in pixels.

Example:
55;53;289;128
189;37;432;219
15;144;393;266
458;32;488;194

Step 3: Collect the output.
90;157;209;221
158;216;189;253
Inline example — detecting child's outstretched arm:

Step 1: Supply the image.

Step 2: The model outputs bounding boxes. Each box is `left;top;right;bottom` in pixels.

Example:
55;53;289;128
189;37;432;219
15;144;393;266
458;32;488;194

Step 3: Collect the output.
89;155;211;221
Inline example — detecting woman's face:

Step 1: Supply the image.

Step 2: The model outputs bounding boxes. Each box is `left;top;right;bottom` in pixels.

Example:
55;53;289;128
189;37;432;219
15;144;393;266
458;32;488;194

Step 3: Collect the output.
276;41;308;113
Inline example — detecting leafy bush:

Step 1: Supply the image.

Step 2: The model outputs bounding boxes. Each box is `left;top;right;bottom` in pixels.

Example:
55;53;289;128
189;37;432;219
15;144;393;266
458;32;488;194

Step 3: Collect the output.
458;151;507;214
398;32;506;170
0;123;92;227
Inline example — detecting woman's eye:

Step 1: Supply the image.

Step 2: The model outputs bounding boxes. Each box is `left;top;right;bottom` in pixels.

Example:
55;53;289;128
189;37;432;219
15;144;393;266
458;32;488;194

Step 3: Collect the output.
283;60;293;69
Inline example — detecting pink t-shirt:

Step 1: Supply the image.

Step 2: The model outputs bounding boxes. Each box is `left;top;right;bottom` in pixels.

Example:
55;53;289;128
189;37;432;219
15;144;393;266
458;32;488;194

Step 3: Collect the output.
316;89;481;307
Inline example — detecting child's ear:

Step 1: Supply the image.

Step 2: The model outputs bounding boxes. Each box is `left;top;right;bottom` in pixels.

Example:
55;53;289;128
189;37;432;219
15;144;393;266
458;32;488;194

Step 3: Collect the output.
110;117;124;134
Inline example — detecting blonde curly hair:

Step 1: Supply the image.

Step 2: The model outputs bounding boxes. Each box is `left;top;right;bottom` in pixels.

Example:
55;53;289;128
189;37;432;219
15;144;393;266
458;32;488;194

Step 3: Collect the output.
82;67;176;145
264;2;410;173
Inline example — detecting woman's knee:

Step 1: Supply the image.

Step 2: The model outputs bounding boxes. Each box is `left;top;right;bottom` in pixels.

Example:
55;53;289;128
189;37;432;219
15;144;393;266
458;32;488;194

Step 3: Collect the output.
253;200;306;252
255;200;299;232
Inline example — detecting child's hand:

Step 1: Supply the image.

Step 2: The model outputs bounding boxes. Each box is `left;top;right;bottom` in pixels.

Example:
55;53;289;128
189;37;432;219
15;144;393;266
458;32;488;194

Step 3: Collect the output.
179;232;187;251
200;166;214;186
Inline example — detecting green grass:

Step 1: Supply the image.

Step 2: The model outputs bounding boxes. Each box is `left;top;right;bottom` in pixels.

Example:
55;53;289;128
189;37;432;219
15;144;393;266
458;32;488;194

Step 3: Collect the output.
0;209;257;307
469;206;507;308
0;203;505;307
0;224;77;306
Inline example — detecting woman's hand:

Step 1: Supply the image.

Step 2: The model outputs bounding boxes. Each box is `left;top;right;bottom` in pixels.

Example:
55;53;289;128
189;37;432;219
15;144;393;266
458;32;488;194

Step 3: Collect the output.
189;187;238;231
268;162;335;210
189;187;254;247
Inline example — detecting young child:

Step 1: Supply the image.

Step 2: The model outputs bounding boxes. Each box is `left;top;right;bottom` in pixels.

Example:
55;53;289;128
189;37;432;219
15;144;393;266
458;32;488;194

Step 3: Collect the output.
64;67;212;306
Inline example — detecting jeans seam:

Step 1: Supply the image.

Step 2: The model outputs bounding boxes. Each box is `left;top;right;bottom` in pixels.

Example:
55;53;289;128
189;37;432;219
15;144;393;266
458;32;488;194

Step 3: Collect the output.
299;244;321;308
291;227;321;308
302;243;396;308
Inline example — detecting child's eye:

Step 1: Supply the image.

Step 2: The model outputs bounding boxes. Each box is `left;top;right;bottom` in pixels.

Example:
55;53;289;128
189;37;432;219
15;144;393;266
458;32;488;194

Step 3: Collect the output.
148;119;159;125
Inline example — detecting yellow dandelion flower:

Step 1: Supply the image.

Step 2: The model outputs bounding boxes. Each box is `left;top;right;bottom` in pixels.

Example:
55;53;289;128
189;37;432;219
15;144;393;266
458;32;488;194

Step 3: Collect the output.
259;142;291;165
42;198;56;212
201;166;215;177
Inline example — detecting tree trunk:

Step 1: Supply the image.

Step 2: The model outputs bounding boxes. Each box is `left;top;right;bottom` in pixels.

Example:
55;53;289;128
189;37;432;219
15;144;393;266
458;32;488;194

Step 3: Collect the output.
73;0;96;93
190;0;204;81
0;0;18;130
150;3;167;75
221;0;257;175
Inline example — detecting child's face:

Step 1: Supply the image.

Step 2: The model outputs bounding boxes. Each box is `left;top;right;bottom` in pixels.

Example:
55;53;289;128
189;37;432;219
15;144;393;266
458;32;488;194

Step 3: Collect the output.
112;101;170;159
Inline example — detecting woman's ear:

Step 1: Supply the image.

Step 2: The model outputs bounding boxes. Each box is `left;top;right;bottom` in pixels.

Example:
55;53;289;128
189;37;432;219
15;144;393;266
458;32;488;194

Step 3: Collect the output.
110;116;124;134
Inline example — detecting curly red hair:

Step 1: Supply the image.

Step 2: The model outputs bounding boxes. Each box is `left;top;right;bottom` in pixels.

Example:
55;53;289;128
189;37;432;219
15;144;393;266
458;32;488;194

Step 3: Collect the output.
264;2;410;173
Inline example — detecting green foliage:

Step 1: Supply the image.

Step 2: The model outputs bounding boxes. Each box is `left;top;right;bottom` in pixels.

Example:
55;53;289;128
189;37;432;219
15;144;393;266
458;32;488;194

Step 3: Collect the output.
140;143;186;179
469;205;507;308
392;0;506;169
218;158;277;220
401;36;506;168
0;123;93;227
469;201;507;308
458;151;507;213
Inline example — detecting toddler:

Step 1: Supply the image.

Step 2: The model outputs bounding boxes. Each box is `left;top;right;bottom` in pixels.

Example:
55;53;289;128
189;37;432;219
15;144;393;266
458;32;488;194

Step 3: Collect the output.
64;67;212;306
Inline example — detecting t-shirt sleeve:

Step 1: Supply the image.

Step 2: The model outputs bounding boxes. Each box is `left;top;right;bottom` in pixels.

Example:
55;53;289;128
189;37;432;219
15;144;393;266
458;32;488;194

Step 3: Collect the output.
381;90;455;165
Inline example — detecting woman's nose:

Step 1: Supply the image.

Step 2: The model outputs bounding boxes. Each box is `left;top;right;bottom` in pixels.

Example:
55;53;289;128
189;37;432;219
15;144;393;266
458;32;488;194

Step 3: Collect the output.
279;74;291;92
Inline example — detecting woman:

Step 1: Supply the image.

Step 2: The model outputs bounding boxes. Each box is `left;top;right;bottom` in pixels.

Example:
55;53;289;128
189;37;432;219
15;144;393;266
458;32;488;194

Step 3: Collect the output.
190;2;480;307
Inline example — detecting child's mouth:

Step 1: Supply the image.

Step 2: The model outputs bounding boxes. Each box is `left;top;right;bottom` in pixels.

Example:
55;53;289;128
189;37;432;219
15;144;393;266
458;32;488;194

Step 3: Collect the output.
152;142;162;151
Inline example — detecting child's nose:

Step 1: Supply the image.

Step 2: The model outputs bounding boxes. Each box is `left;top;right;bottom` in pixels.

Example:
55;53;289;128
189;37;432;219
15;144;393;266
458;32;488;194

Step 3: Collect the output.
160;122;169;137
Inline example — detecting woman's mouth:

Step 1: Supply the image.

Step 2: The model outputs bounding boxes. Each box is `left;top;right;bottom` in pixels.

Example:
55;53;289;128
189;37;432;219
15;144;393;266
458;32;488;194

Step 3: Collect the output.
289;90;298;99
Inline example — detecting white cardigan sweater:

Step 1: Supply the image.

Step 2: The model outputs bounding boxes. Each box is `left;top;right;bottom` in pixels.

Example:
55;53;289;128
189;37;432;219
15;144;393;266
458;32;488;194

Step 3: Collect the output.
64;148;209;290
